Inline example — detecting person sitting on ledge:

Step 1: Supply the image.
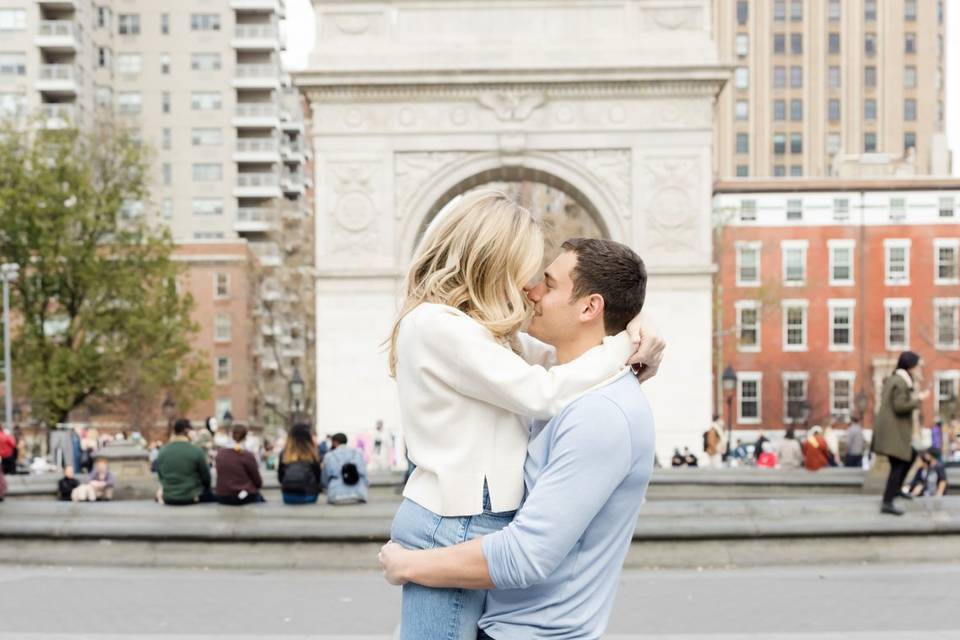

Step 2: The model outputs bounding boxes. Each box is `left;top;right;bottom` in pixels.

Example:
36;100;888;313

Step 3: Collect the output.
57;466;80;501
72;456;116;501
214;424;265;506
156;419;215;506
278;423;322;505
321;433;368;505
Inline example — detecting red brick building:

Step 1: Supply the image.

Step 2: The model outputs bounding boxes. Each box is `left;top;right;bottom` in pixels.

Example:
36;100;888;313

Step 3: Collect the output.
714;178;960;433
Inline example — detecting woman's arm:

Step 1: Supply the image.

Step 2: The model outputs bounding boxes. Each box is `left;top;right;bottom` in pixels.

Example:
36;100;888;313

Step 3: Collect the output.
890;380;920;416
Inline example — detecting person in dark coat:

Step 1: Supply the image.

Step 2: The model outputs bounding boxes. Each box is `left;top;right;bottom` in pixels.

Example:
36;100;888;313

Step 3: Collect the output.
277;423;322;505
214;424;264;505
873;351;930;516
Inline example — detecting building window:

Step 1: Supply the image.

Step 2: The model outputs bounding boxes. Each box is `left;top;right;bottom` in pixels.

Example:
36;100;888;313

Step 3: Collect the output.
736;241;761;286
773;66;786;88
735;100;749;121
161;13;170;34
790;99;802;121
885;299;911;350
216;357;231;383
904;66;917;89
830;373;855;420
215;398;232;419
790;33;802;54
161;53;170;74
215;314;232;343
773;165;786;177
161;198;172;220
193;198;224;216
96;7;110;29
196;232;225;240
828;66;841;88
828;32;840;54
828;240;855;285
0;53;26;77
117;93;142;114
773;133;786;155
215;273;230;298
790;133;802;154
904;0;917;21
736;133;749;154
865;33;876;57
884;239;910;284
162;128;171;150
828;0;841;21
116;53;141;75
789;165;802;177
736;34;749;57
736;0;748;25
192;164;223;182
118;14;140;35
904;99;917;121
737;373;762;424
904;133;916;153
191;14;221;31
735;67;749;89
865;66;877;87
782;241;807;286
736;300;761;352
162;92;170;114
774;100;786;121
864;99;876;121
192;128;223;146
783;373;809;419
783;301;808;351
97;47;110;69
0;94;25;118
890;198;907;222
864;133;877;153
162;163;172;186
935;373;960;417
191;53;222;72
191;92;222;111
773;0;785;21
0;8;26;31
789;0;802;21
935;239;960;284
905;32;916;55
774;33;786;54
829;301;855;350
826;133;842;156
786;199;802;221
864;0;877;21
828;99;841;122
739;200;757;223
790;66;802;88
939;197;956;219
736;165;749;177
935;299;960;349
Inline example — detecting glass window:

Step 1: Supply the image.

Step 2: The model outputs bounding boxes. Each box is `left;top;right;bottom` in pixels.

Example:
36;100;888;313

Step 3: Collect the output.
830;305;854;348
940;197;956;218
890;198;907;221
833;198;849;222
773;0;785;21
737;302;761;351
215;315;232;342
192;128;223;146
784;377;808;419
190;14;221;31
116;53;141;74
738;375;761;423
864;0;877;21
790;33;802;54
904;66;917;89
118;14;140;35
117;92;142;114
784;305;807;350
736;0;748;24
736;165;749;177
790;99;802;122
161;53;170;74
736;133;749;154
0;53;26;76
829;66;841;88
885;301;910;350
826;133;842;156
191;53;222;72
216;357;230;382
864;99;877;121
935;302;959;349
737;242;761;285
161;198;172;220
215;273;230;298
865;66;877;87
162;128;171;150
191;92;222;111
885;240;910;283
789;0;802;21
735;67;749;89
864;132;877;152
828;33;840;54
783;245;806;284
162;163;172;186
192;163;223;182
0;9;26;30
773;66;785;88
830;374;854;417
162;92;170;114
936;241;959;283
773;133;786;155
736;34;749;57
786;199;802;221
774;33;785;54
790;66;802;88
735;100;749;121
865;33;876;57
773;100;786;121
790;133;802;154
790;165;803;177
904;132;916;152
161;13;169;34
829;242;854;283
828;0;841;21
193;198;224;216
774;165;786;177
905;33;916;54
828;99;841;122
740;200;757;222
0;93;25;117
905;0;917;21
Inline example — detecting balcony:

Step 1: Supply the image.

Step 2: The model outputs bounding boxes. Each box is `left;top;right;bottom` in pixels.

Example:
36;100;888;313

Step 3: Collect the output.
233;102;280;128
282;338;306;358
279;109;305;132
234;172;281;198
232;63;280;89
40;103;77;128
38;0;78;7
281;171;306;194
231;0;284;15
235;207;276;234
260;358;279;373
232;24;279;50
37;64;79;95
280;140;306;163
36;20;80;51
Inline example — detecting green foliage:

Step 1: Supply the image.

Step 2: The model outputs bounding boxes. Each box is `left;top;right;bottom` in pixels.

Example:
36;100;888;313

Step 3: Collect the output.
0;121;209;425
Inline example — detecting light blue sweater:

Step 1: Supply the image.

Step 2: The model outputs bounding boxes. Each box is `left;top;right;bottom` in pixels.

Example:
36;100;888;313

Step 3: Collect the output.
480;371;655;639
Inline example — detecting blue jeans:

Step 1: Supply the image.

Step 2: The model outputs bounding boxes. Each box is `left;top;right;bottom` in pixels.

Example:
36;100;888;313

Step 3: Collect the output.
282;492;319;505
390;490;515;640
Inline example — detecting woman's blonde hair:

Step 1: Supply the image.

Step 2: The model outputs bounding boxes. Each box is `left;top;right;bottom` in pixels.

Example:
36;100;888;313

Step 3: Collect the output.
388;189;544;376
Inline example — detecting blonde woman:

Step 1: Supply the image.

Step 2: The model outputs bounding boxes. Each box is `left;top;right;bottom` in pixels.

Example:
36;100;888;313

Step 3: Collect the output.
387;190;662;639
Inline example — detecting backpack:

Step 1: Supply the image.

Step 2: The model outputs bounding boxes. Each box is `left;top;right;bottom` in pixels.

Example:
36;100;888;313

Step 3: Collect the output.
281;460;319;494
341;462;360;486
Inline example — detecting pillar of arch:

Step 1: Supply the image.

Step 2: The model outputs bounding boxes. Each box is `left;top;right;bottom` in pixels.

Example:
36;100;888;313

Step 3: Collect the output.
298;0;727;460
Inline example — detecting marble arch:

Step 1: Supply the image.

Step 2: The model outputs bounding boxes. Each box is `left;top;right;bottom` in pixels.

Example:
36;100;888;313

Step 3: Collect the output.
297;0;728;460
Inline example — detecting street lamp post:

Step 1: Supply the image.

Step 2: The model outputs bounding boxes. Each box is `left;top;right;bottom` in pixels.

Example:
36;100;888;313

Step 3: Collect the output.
722;365;737;458
162;394;176;440
1;263;19;435
289;367;304;424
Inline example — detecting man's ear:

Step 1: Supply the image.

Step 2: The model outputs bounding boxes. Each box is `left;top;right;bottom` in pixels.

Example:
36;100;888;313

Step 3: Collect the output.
580;293;605;323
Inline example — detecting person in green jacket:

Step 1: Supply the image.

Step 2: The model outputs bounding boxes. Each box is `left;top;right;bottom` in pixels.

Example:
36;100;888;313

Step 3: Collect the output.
873;351;930;516
156;418;214;506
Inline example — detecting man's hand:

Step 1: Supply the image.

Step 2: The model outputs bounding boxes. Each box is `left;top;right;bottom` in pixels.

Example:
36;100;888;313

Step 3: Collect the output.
378;541;410;586
626;313;665;383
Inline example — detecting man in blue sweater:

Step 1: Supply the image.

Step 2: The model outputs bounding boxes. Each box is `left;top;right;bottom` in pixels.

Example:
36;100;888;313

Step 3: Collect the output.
379;238;657;639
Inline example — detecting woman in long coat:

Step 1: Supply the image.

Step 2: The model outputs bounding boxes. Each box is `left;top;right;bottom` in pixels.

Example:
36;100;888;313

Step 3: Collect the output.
873;351;930;515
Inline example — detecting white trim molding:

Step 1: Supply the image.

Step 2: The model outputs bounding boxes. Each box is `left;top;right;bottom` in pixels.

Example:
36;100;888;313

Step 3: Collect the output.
934;238;960;286
883;238;911;286
782;298;809;352
735;240;762;287
828;371;856;420
737;371;762;425
827;298;856;352
827;239;856;286
884;298;912;351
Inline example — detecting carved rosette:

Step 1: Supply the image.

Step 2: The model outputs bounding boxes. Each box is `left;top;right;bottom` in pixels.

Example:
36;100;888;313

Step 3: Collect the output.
639;157;701;255
554;149;632;215
328;163;381;255
394;151;472;221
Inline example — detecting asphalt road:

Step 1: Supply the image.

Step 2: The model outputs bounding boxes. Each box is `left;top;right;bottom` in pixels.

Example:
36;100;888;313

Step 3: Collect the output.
1;562;958;639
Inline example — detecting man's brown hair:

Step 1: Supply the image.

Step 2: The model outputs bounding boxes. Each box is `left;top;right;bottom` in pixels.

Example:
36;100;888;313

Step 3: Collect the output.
560;238;647;335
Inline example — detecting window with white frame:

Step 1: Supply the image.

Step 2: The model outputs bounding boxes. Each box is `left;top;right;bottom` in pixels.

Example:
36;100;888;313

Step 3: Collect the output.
828;300;855;350
782;240;807;286
191;14;221;31
214;314;231;343
214;273;230;298
736;300;761;352
786;199;803;221
782;372;809;422
117;13;140;35
735;242;761;286
935;299;959;349
116;53;141;75
216;357;230;383
190;53;221;71
192;163;222;182
940;196;956;218
161;198;172;220
117;92;142;114
192;198;223;216
782;300;808;351
735;67;749;89
192;128;223;146
739;200;756;222
829;372;855;420
0;8;26;30
828;239;855;285
889;197;906;221
885;299;911;350
215;398;231;419
0;53;26;77
884;239;911;285
934;372;959;419
191;91;222;111
737;373;762;424
935;239;959;284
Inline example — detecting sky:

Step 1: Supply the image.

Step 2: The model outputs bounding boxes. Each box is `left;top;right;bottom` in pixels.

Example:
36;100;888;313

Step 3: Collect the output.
282;0;960;176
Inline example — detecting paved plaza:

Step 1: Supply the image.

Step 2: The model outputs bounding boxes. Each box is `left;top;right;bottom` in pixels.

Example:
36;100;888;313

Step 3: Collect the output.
1;562;959;638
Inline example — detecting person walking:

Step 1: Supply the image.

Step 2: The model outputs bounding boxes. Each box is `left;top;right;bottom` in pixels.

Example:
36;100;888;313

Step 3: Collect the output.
873;351;929;516
277;423;322;505
214;424;265;505
844;418;866;468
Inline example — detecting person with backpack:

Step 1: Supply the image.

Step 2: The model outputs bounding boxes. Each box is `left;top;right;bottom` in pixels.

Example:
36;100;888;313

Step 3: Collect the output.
321;432;368;504
277;423;322;505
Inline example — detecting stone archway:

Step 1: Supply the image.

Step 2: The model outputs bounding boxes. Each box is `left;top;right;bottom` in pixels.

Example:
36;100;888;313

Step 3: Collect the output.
297;0;727;460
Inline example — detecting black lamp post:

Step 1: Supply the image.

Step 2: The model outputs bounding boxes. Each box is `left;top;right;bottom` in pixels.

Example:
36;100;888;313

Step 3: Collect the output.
222;409;233;430
722;365;737;458
162;394;176;439
289;367;304;423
